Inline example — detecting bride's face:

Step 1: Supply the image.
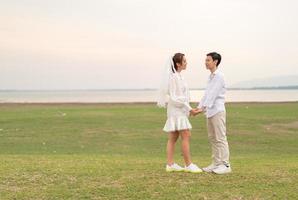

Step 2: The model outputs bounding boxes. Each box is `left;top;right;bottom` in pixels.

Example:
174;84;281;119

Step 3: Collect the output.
177;56;187;70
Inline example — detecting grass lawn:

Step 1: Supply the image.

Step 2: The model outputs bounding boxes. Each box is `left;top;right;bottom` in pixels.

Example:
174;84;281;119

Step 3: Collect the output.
0;102;297;199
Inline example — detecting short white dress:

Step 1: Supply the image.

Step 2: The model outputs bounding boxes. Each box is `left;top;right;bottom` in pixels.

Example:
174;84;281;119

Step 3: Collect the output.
163;72;192;132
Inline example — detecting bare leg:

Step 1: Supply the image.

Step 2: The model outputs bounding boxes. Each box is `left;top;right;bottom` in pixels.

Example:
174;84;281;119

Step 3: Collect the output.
166;131;179;165
180;129;192;166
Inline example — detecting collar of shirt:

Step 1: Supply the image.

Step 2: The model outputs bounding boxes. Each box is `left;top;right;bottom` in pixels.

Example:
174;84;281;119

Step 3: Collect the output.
209;68;219;80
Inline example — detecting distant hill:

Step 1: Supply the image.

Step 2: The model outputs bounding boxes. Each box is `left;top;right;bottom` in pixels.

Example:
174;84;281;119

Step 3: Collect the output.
230;75;298;89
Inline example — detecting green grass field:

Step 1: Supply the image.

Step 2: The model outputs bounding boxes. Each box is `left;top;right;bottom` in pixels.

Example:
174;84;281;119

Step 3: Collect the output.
0;102;297;199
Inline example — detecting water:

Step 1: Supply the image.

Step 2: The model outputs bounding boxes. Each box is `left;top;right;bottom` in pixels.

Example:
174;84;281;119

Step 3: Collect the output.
0;90;297;103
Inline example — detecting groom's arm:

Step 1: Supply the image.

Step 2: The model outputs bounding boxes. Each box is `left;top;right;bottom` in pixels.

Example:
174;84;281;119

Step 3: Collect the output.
197;78;209;112
197;94;207;112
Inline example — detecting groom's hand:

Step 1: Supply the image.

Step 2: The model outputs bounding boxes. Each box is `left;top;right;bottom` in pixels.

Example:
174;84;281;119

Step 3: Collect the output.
190;108;201;116
189;108;196;116
190;108;204;116
196;108;204;114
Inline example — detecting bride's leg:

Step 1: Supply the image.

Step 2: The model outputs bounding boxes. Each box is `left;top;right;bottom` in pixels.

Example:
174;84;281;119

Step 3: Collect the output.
167;131;179;165
180;129;192;166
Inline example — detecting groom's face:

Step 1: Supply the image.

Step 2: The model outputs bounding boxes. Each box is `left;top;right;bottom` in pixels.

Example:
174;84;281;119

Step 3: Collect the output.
205;56;217;70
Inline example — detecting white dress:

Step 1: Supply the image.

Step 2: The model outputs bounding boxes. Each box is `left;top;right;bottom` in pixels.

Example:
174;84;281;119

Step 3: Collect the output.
163;72;192;132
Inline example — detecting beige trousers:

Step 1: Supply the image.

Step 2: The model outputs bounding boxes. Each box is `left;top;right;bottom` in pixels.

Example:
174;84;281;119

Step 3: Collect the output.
207;111;230;165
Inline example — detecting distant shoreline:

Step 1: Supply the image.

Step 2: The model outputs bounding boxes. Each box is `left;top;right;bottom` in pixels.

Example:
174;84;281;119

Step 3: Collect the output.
0;86;298;92
1;89;297;103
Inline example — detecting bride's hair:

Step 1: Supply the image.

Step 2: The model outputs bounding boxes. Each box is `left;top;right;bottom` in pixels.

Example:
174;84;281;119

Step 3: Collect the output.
172;53;185;73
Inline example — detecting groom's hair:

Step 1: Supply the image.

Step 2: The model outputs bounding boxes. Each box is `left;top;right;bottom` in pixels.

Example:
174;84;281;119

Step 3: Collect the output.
207;52;221;66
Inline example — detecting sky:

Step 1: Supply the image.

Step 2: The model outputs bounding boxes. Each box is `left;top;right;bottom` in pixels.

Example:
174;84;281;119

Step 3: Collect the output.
1;0;298;90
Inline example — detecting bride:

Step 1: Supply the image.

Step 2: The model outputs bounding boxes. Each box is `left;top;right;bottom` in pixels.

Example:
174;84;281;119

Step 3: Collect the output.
157;53;202;173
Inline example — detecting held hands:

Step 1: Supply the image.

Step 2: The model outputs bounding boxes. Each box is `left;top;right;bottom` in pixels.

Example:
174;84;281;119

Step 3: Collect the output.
190;108;203;117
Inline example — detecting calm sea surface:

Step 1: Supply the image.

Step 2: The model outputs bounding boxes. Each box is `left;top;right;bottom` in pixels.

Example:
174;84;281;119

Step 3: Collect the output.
0;90;297;103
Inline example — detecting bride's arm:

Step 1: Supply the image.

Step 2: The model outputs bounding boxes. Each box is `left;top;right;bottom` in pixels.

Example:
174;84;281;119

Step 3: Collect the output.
168;76;192;111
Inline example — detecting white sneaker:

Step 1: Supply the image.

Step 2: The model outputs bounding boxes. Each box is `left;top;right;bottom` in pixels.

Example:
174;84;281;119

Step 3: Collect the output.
184;163;203;173
212;164;232;174
166;163;184;172
202;163;219;173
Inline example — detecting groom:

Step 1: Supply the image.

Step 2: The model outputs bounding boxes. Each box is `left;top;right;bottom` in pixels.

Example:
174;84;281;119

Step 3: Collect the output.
194;52;231;174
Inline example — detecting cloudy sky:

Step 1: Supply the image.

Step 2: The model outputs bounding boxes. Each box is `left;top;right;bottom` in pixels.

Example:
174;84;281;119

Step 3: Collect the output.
1;0;298;90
